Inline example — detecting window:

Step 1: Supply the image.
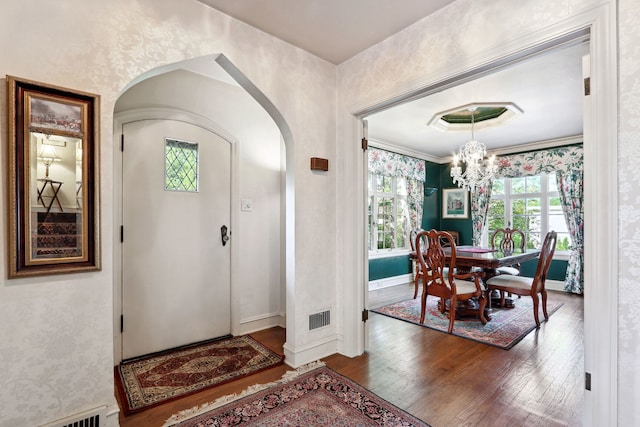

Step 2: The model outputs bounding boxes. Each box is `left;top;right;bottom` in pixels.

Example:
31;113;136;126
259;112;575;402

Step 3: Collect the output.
165;139;199;192
368;173;409;252
367;147;425;254
486;172;571;253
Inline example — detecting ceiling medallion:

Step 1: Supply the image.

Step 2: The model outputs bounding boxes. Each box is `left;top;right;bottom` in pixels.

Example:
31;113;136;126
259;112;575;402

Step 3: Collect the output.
428;102;523;132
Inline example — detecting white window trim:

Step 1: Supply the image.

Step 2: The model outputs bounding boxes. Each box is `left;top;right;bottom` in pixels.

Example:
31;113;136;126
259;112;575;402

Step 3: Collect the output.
368;173;410;254
368;248;411;260
484;173;571;259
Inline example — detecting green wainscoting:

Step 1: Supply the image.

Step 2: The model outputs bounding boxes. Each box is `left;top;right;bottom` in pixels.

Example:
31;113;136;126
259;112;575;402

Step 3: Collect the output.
520;258;568;281
369;255;412;281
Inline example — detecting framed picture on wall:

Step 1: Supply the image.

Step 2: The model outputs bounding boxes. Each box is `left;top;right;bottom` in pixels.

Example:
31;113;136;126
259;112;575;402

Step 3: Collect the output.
442;188;469;219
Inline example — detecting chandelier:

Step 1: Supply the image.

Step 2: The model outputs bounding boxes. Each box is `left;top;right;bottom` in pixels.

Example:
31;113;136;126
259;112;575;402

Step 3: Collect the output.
450;109;497;192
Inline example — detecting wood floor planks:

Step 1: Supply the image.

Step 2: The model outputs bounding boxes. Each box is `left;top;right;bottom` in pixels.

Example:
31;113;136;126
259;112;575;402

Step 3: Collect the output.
118;284;583;427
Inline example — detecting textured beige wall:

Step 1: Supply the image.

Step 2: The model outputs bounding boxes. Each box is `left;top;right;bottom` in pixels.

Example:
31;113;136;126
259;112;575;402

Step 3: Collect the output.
337;0;634;423
616;0;640;424
0;1;336;425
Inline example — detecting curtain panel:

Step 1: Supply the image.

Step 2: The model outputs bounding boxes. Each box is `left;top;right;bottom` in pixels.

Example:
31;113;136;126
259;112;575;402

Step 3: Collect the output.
557;170;585;294
471;185;493;246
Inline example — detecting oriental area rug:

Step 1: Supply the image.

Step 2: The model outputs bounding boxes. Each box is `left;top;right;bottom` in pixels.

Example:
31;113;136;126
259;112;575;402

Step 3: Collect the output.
116;335;284;414
372;295;563;349
163;362;430;427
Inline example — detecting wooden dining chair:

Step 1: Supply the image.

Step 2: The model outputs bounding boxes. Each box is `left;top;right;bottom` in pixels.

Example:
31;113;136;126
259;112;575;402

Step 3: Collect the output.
491;226;526;276
439;230;459;247
410;227;425;299
412;228;452;299
486;231;558;328
415;229;487;333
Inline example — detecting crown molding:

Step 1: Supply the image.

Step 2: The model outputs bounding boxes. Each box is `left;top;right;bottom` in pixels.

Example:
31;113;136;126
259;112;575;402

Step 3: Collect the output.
371;135;583;164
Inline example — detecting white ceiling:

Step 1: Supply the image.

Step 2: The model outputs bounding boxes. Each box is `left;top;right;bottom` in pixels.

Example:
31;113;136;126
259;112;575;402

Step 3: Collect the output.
194;1;587;159
196;0;456;65
366;42;588;159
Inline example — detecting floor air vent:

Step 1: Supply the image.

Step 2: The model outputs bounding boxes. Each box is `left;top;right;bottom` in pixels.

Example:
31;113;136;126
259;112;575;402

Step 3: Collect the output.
309;310;330;330
40;406;107;427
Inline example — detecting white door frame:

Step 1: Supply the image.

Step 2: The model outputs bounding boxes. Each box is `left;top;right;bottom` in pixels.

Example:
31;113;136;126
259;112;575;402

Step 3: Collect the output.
342;4;618;426
113;107;240;364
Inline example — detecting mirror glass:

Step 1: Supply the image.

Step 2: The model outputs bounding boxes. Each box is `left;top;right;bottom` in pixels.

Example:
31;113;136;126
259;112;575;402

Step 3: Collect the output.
29;131;85;261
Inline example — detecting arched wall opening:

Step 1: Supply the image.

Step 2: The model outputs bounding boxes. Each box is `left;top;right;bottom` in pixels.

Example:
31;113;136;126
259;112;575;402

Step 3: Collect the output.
111;54;294;364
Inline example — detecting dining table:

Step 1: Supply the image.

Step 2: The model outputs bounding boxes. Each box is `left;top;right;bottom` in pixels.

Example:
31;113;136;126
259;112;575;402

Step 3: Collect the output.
411;245;542;319
446;246;541;278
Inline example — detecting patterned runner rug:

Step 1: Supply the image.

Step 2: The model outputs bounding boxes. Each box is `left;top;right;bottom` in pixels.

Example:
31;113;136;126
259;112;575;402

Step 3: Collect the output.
116;335;284;414
163;362;430;427
372;295;563;349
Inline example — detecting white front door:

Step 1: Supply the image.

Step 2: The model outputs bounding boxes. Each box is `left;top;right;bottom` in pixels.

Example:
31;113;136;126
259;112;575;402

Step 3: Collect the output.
121;119;231;359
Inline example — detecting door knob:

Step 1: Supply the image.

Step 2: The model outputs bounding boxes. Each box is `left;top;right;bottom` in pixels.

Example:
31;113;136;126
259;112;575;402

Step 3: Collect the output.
221;225;230;246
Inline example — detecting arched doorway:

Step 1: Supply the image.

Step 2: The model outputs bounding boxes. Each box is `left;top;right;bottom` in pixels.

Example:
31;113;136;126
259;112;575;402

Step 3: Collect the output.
112;55;293;363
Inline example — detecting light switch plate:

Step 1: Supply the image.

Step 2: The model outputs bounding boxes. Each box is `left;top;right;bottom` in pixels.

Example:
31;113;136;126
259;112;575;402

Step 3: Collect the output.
241;199;253;211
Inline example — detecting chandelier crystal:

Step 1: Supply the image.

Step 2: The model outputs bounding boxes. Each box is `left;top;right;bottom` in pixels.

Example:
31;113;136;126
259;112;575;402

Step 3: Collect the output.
450;110;498;192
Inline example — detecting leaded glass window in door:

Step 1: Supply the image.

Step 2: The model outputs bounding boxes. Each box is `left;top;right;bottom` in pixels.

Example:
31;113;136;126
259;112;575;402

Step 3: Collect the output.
165;139;199;192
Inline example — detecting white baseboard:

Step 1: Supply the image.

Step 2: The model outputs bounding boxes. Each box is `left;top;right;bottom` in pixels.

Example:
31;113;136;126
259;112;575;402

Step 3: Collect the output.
368;274;413;291
283;335;339;368
545;279;566;292
105;403;120;427
236;312;285;336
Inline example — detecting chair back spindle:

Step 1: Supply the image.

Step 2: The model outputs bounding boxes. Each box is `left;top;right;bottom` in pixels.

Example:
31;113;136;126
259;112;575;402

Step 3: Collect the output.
491;227;525;255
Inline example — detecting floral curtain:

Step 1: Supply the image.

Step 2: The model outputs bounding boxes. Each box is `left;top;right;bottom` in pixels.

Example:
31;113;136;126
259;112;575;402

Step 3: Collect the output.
369;147;425;230
368;147;426;182
557;170;584;294
477;145;584;294
471;184;493;246
495;145;583;177
407;179;424;230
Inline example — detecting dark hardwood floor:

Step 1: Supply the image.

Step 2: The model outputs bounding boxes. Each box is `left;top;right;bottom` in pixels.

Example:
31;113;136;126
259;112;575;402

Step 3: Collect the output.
118;283;584;427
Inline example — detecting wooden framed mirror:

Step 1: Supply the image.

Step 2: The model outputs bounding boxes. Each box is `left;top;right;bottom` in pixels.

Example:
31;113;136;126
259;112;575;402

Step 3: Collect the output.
7;76;100;278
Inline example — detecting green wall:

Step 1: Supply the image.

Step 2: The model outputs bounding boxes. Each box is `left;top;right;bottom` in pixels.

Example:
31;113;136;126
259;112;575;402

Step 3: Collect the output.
369;159;568;283
520;258;568;281
369;255;412;281
434;163;474;245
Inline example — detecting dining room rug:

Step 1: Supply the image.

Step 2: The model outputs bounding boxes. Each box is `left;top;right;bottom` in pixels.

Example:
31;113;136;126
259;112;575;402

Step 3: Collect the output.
372;295;563;349
162;361;430;427
116;335;284;414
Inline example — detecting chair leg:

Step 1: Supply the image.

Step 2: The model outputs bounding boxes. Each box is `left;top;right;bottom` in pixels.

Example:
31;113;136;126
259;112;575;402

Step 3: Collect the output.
439;297;446;314
419;290;428;324
447;296;456;334
477;293;487;325
500;290;506;308
541;290;549;321
532;294;541;327
413;273;420;299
